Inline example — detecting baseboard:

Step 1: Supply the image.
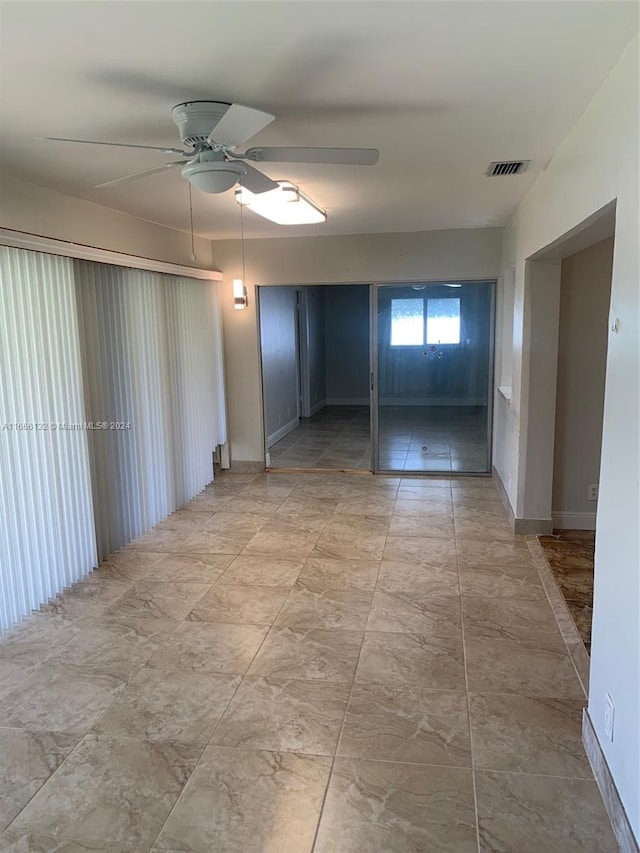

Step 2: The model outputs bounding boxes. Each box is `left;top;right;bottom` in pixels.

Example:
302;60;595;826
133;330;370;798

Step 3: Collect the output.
266;417;300;449
514;516;554;534
228;460;266;473
379;397;487;407
582;709;639;853
552;511;597;530
309;399;327;416
491;465;516;531
326;397;370;406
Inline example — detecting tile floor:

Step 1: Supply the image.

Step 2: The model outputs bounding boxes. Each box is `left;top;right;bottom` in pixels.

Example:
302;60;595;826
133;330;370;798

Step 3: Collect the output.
269;405;489;473
0;472;618;852
538;530;595;653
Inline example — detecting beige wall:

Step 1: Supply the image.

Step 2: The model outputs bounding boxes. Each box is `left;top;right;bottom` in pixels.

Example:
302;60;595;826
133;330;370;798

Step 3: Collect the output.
552;237;613;524
0;173;213;268
497;37;639;835
211;228;502;462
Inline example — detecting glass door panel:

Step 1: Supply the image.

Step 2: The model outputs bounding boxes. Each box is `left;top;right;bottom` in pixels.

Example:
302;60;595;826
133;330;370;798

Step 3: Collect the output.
373;281;495;474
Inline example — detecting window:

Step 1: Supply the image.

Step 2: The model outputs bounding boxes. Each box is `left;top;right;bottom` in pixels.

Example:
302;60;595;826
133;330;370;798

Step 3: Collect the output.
390;298;424;345
390;296;461;345
426;297;460;344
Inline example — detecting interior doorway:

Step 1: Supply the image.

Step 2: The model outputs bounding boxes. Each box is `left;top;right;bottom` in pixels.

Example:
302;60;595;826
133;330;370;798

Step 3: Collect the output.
372;280;495;474
258;283;371;471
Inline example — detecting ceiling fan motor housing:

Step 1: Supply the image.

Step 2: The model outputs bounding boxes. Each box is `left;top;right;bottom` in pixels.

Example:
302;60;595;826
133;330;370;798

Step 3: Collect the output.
171;101;231;148
181;152;246;193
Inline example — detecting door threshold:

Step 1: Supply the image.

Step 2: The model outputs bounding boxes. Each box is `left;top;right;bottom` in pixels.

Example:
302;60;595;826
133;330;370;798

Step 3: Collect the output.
266;466;372;475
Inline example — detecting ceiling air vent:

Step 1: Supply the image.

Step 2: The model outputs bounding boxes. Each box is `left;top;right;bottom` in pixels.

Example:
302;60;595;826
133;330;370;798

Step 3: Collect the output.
486;160;530;177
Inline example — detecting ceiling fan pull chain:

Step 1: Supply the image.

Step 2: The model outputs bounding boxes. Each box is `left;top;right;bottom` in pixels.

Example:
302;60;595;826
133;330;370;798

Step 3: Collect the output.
189;181;196;262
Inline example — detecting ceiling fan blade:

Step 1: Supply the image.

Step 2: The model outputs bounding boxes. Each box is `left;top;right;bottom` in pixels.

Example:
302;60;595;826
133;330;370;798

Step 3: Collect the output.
94;161;188;189
243;146;379;166
239;163;280;195
42;137;190;156
208;104;275;148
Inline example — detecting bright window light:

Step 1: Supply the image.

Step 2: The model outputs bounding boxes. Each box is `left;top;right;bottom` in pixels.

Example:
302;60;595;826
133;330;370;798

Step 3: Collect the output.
391;298;424;345
427;297;461;344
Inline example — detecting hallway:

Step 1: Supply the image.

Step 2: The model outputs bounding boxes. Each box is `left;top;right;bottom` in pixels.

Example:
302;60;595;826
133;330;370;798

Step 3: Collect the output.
0;473;616;852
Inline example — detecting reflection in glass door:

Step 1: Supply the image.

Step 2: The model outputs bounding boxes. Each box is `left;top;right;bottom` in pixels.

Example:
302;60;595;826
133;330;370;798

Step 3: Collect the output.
372;281;495;474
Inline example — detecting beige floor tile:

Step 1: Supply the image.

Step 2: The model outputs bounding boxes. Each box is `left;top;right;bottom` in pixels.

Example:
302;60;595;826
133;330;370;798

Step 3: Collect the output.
93;667;241;745
97;550;165;582
218;555;304;587
0;663;127;735
334;497;396;517
314;759;477;853
155;747;330;853
0;661;31;701
202;511;272;536
0;728;79;831
211;676;349;755
222;496;286;515
393;499;453;517
247;627;362;682
276;495;339;515
243;529;319;559
156;510;215;532
457;538;533;568
338;682;471;766
465;637;584;698
296;557;380;591
367;591;462;637
458;562;545;600
383;536;457;568
129;529;191;553
356;631;466;690
147;622;268;676
9;734;199;847
0;831;148;851
312;531;387;561
147;553;233;583
396;485;453;502
324;513;390;536
274;586;373;630
462;595;563;643
107;581;210;622
388;514;455;538
376;560;459;597
454;516;517;541
49;615;177;679
475;770;617;853
187;584;288;625
469;693;591;777
181;531;252;555
41;576;133;621
0;615;82;670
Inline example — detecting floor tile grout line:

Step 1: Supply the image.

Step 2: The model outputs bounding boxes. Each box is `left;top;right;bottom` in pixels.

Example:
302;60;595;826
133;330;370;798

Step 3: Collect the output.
456;519;483;853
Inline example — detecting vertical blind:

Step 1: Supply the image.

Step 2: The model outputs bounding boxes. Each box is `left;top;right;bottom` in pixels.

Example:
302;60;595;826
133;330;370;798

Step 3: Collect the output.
0;247;98;632
0;247;227;633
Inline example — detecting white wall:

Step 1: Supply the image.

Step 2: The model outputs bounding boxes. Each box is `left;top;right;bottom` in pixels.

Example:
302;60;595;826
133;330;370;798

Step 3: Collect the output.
212;227;502;463
258;286;299;446
0;173;213;268
496;38;639;838
553;238;613;526
324;284;370;404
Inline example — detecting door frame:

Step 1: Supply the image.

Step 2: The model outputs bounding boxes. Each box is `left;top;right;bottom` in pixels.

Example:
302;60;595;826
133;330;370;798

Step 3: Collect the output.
370;278;497;476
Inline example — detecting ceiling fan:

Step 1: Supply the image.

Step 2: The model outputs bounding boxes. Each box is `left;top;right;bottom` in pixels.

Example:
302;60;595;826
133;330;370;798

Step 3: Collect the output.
44;100;379;195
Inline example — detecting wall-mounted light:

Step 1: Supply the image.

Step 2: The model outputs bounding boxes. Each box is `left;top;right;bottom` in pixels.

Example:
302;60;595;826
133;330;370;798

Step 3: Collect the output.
235;181;326;225
233;278;248;310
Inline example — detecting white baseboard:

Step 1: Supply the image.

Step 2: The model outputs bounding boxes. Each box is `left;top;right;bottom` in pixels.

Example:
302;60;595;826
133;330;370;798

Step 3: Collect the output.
267;417;300;449
379;397;487;407
326;397;370;406
309;399;327;416
552;511;597;530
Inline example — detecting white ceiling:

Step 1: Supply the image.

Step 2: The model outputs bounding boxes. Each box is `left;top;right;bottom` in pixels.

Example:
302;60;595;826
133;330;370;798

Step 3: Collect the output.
0;1;637;240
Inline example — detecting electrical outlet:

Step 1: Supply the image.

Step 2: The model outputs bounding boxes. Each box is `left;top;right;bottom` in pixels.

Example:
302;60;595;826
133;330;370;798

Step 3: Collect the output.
587;483;599;502
604;694;615;741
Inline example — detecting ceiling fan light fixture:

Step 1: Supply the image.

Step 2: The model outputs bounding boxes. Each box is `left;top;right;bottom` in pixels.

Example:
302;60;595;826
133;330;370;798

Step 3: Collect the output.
235;181;326;225
181;160;245;194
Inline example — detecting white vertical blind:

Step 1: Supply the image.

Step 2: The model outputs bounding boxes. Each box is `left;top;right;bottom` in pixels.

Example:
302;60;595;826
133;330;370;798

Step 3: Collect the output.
74;262;227;564
0;246;98;634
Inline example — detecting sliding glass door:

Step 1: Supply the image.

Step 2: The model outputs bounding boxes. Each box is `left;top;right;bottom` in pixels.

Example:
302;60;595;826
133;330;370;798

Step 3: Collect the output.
372;281;495;474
